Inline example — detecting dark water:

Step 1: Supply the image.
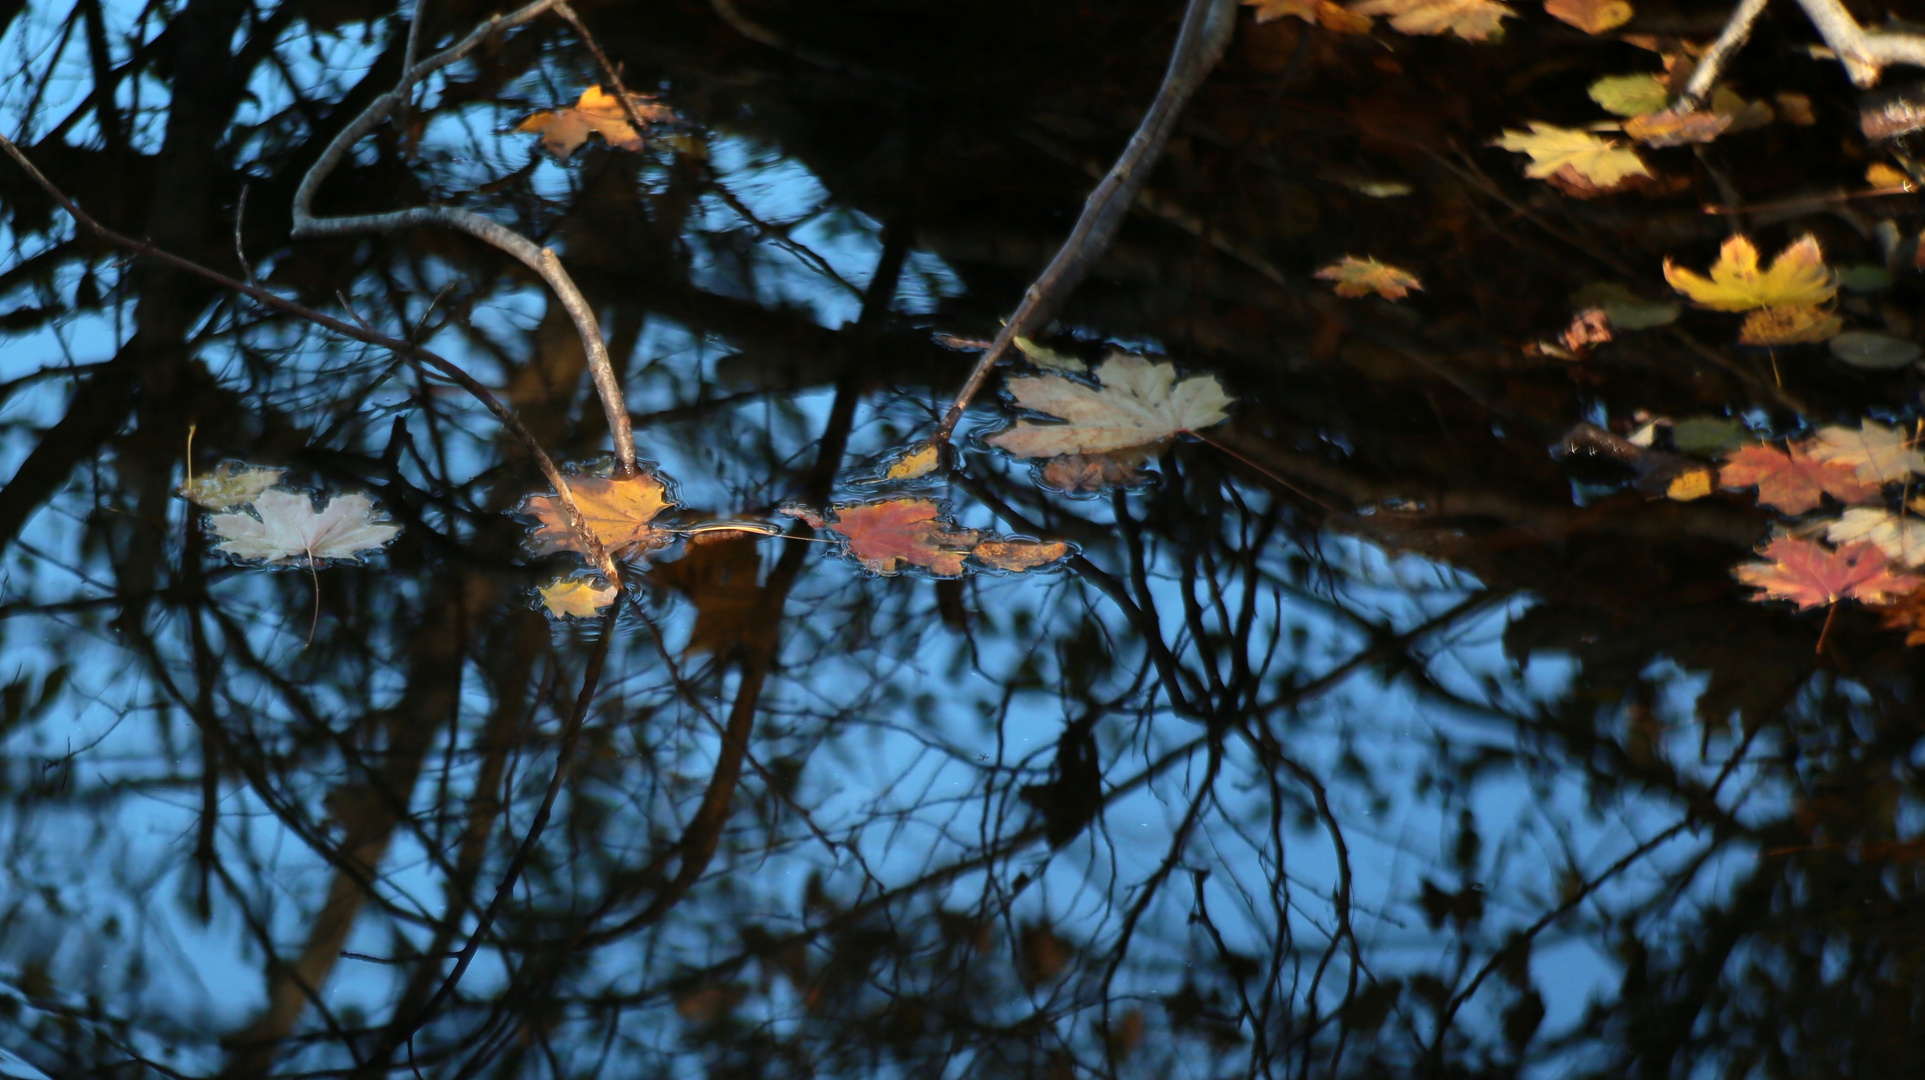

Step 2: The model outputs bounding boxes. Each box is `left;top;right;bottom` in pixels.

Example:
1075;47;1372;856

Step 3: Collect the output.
2;0;1923;1075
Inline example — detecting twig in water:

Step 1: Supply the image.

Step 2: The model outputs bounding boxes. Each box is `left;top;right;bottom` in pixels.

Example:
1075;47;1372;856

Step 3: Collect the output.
931;0;1239;446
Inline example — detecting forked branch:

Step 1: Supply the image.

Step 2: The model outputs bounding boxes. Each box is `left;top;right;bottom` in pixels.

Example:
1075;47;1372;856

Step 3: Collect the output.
291;0;639;474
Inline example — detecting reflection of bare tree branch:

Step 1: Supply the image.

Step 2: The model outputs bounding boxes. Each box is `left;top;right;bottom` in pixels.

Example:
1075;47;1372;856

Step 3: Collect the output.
0;133;620;585
289;0;640;476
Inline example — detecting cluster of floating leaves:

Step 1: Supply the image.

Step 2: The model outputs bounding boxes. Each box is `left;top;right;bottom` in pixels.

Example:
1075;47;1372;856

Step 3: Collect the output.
1691;420;1925;641
182;462;399;568
514;350;1248;621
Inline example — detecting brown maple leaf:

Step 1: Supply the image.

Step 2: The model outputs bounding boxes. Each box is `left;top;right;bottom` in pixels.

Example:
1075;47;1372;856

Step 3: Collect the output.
1733;536;1923;610
515;85;677;158
519;472;678;560
1718;443;1878;513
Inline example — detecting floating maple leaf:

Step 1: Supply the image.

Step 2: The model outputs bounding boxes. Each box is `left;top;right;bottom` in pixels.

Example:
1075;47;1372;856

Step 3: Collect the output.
1663;234;1836;312
798;497;981;577
1826;507;1925;567
780;497;1075;578
180;461;284;510
208;488;399;567
984;354;1232;459
519;471;678;560
1718;443;1878;513
537;576;619;618
1348;0;1514;40
1315;256;1422;300
1807;421;1925;483
1734;535;1922;609
1493;123;1650;190
1544;0;1631;34
514;85;676;159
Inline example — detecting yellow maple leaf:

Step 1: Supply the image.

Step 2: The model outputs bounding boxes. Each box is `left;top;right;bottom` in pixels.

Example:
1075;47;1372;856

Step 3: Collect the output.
518;472;678;559
1493;122;1650;188
536;576;619;618
514;86;676;159
1347;0;1515;41
1315;256;1422;300
1662;234;1836;312
984;354;1233;459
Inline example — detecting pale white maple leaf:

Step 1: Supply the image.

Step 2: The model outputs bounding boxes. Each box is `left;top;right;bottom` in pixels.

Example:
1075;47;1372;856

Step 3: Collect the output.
209;488;400;566
983;353;1233;459
1806;420;1925;483
1825;507;1925;567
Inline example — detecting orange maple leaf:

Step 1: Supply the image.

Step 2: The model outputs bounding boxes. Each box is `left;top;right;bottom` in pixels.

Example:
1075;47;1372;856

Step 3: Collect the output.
1315;256;1422;300
1733;536;1923;610
518;472;678;560
1718;443;1878;513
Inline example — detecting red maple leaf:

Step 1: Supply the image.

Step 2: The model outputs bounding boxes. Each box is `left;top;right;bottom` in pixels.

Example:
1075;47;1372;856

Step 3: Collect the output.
1733;536;1924;610
1719;443;1879;514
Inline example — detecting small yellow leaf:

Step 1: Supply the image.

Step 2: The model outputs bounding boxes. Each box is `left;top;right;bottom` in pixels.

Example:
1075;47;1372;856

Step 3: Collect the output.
1738;303;1842;345
1315;256;1423;300
537;577;619;618
879;440;942;482
1665;468;1714;501
1663;234;1836;312
1493;122;1650;189
1014;336;1087;374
